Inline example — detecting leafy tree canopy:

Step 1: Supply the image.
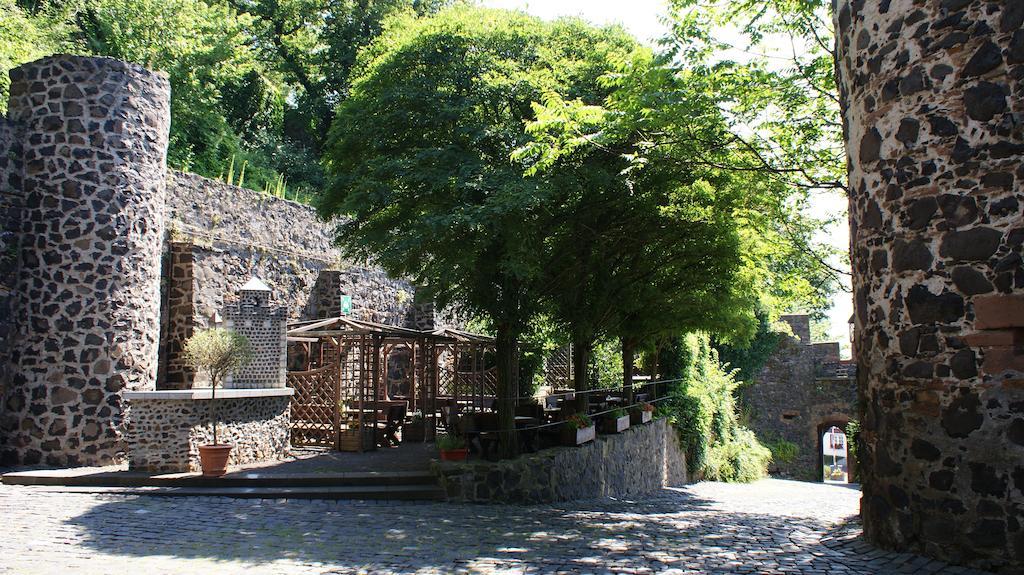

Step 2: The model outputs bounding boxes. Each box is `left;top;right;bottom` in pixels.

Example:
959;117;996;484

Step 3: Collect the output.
322;6;639;326
0;0;442;199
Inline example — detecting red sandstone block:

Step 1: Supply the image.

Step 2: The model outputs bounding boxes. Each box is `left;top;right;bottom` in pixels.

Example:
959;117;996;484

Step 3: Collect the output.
963;330;1020;347
974;295;1024;330
981;347;1024;375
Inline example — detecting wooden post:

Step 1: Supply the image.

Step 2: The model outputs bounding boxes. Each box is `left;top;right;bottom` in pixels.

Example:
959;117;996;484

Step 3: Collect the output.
358;334;366;453
332;341;342;451
372;334;381;451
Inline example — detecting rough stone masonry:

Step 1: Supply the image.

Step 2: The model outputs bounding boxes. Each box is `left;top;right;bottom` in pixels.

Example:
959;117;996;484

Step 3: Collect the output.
2;55;170;468
835;1;1024;572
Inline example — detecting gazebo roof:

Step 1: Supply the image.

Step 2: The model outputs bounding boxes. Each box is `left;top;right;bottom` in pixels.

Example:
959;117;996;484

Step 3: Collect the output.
286;317;494;344
430;327;495;343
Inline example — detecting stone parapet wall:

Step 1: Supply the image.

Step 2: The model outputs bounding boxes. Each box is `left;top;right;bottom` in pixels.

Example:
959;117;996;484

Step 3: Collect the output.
1;55;170;467
125;391;291;472
836;1;1024;571
165;170;338;325
434;418;687;504
306;268;417;326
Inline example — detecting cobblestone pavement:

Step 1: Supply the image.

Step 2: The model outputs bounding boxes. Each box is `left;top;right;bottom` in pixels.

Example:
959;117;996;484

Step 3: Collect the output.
0;479;994;575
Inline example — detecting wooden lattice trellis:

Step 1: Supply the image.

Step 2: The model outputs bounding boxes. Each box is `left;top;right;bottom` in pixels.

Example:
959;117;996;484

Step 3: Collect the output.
288;364;339;448
544;345;573;389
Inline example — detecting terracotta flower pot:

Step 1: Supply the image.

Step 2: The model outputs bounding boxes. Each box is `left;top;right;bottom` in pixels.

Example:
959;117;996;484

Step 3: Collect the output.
439;448;468;462
198;444;233;477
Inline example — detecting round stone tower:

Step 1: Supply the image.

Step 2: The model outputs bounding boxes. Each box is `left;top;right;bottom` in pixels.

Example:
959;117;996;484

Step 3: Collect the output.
836;1;1023;571
2;55;170;466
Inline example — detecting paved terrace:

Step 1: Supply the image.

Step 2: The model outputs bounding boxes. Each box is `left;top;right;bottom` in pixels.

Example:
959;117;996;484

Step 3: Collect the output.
0;478;994;575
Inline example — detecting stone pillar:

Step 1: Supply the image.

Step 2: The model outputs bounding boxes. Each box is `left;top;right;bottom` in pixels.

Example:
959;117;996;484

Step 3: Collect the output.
1;55;170;466
158;241;196;390
222;278;288;389
836;1;1024;570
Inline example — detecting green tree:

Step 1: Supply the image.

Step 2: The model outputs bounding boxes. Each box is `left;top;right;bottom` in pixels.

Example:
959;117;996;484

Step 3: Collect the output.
226;0;450;189
0;0;72;113
74;0;286;186
666;0;848;314
321;6;636;457
519;52;777;402
183;328;253;444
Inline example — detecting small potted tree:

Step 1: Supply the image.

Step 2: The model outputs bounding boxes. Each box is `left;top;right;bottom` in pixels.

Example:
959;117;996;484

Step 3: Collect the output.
561;413;596;446
436;433;468;461
630;401;654;425
184;328;253;477
599;408;631;434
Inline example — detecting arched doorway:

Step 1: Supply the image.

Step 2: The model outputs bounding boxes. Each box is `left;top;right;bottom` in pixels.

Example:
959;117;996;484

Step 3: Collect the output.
816;419;855;483
821;425;849;483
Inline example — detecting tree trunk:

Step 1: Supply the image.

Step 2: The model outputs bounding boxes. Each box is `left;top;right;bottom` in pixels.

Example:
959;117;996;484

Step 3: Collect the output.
621;337;636;404
571;335;591;414
495;322;519;460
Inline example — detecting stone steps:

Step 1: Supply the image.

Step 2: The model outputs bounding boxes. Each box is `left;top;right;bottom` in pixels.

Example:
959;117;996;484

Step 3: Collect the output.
11;484;446;500
1;468;444;500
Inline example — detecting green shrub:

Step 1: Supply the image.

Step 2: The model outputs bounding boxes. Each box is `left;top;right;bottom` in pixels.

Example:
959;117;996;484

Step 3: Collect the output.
704;427;773;483
766;438;799;463
661;332;772;483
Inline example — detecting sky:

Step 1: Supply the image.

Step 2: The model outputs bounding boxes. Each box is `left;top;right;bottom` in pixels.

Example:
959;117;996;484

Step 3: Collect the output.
482;0;854;354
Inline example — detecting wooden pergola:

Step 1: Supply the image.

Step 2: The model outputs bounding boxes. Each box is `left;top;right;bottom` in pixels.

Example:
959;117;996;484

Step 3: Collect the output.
286;317;496;451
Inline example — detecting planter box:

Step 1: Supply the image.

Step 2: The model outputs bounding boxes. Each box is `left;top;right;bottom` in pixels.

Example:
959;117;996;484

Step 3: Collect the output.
630;410;653;425
339;428;376;452
402;423;425;443
599;415;631;434
561;424;596;446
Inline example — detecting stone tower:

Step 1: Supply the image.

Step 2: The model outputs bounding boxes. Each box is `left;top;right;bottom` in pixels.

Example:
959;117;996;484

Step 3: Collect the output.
836;1;1023;571
0;55;170;466
222;278;288;389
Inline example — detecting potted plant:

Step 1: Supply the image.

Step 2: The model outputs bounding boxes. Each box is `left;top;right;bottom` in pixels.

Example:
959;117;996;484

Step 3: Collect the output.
561;413;596;446
436;433;468;462
403;411;426;443
630;402;654;425
183;327;252;477
599;408;631;434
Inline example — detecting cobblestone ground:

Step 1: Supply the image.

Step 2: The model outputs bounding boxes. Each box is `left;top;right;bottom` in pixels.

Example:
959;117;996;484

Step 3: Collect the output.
0;479;993;575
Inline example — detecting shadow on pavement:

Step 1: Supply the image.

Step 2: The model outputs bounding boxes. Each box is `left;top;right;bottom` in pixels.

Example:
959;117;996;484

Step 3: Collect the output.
61;487;866;573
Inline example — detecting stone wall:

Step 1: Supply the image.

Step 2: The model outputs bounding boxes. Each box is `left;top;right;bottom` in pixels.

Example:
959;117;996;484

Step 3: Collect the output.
0;117;24;410
305;268;417;326
743;314;858;480
836;1;1024;571
124;391;291;472
158;172;423;388
1;55;170;467
434;418;688;504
